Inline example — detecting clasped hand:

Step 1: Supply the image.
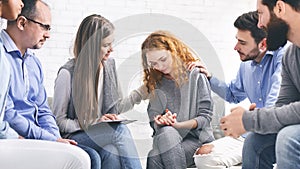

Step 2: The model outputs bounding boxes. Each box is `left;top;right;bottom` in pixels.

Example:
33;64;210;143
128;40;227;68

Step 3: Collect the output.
154;109;177;126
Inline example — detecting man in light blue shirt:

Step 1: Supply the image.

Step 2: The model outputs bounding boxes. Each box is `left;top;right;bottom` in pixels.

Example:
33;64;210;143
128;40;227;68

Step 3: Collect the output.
209;49;282;108
194;11;288;169
2;0;74;143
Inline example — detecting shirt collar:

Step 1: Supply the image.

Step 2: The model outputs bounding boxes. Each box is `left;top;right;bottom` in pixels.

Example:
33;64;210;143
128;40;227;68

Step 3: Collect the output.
0;30;35;58
251;50;274;66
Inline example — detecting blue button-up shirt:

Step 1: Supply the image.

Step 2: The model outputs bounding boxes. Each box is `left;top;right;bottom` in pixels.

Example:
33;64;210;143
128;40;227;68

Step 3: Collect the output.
0;34;18;139
1;30;60;141
210;46;287;108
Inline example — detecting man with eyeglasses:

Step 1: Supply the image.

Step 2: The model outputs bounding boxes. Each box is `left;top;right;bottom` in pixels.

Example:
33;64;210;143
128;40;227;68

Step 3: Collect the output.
0;0;93;168
23;16;51;31
3;0;65;143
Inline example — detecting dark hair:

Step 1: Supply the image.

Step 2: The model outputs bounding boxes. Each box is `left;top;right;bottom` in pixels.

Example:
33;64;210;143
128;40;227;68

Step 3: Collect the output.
234;11;267;44
20;0;48;19
262;0;300;12
19;0;38;19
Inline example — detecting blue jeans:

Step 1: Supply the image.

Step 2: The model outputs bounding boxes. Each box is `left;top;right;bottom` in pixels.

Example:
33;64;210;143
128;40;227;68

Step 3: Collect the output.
77;144;101;169
276;125;300;169
71;123;142;169
242;132;277;169
147;126;201;169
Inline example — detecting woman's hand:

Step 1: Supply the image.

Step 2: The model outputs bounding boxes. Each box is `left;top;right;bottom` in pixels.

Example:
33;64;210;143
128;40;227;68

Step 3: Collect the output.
56;138;78;145
98;114;119;122
154;110;177;126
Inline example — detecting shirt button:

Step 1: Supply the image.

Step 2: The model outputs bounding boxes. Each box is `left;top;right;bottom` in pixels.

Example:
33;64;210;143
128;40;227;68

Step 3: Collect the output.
259;98;262;101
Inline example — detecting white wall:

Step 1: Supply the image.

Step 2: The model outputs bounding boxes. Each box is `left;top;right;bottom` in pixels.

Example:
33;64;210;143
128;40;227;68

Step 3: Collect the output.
37;0;256;98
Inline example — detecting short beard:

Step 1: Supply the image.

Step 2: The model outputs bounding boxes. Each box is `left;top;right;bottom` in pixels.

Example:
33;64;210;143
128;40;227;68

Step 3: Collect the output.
266;16;289;51
241;47;260;62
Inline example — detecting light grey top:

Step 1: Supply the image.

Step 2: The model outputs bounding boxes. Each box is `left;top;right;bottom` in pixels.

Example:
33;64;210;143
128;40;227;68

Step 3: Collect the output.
53;58;148;134
243;44;300;134
148;68;214;143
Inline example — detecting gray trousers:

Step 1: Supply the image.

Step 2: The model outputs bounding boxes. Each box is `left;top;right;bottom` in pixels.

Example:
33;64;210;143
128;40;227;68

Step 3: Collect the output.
146;126;202;169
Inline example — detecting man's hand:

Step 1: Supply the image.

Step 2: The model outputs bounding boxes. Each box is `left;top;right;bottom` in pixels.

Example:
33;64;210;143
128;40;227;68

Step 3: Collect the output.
195;144;214;155
57;138;77;145
220;106;247;138
249;103;256;111
187;60;211;79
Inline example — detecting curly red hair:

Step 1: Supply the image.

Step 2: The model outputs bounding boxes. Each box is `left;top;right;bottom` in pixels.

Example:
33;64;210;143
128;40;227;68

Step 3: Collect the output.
141;30;199;93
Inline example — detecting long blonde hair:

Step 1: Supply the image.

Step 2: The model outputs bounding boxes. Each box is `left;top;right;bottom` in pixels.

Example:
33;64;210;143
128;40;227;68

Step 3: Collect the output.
72;14;114;129
141;30;198;93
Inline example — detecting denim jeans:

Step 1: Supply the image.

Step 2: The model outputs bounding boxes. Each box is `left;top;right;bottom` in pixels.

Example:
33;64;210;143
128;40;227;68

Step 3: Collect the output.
70;123;142;169
276;125;300;169
242;132;277;169
77;144;101;169
147;126;201;169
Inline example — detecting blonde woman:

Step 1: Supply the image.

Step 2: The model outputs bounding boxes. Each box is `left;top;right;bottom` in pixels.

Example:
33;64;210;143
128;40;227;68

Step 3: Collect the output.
53;14;144;169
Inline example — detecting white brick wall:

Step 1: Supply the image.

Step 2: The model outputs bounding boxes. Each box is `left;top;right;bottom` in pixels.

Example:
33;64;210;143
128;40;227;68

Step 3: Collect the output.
35;0;256;97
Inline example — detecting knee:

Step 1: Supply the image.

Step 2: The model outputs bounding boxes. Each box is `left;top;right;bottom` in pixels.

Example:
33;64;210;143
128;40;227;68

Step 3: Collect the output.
153;126;182;152
102;144;119;158
115;124;131;135
99;144;119;162
147;149;159;160
243;132;259;152
276;125;299;152
155;126;180;141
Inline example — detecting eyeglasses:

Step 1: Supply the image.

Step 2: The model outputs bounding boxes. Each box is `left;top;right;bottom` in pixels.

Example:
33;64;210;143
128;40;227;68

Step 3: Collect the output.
24;16;51;31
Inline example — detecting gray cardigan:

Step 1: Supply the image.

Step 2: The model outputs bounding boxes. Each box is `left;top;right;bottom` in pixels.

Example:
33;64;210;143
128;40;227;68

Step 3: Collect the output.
243;44;300;134
53;58;146;137
148;68;215;143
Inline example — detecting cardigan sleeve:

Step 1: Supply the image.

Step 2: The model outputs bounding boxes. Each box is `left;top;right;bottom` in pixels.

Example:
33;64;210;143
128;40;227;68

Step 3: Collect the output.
117;84;149;113
193;73;214;130
53;69;81;134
